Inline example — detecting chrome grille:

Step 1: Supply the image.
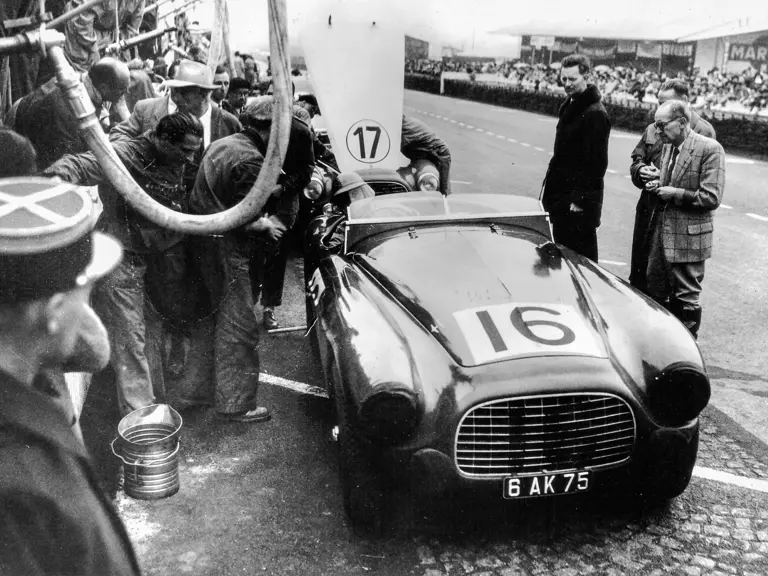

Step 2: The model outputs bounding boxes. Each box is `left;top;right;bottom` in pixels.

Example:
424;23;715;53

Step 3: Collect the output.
368;181;409;195
455;393;635;477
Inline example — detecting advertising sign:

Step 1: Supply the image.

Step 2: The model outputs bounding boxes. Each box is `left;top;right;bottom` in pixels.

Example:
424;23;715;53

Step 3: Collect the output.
729;43;768;64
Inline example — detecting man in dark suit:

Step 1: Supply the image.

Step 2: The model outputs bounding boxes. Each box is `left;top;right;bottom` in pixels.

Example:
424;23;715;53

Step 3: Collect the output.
645;100;725;339
629;79;717;294
541;54;611;261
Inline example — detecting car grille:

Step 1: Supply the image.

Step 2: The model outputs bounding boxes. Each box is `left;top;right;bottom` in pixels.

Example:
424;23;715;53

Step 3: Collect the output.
368;181;410;195
455;393;635;477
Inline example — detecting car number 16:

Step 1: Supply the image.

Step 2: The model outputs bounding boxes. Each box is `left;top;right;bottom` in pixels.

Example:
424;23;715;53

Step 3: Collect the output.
454;303;605;364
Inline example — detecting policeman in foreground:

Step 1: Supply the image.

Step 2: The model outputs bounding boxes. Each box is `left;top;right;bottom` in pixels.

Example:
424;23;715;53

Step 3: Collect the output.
0;178;141;575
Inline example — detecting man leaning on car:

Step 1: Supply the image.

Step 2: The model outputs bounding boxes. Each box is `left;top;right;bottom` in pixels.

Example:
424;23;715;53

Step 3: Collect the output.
541;54;611;261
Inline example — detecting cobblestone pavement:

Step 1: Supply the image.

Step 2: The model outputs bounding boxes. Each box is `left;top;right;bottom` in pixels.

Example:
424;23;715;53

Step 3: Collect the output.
407;482;768;576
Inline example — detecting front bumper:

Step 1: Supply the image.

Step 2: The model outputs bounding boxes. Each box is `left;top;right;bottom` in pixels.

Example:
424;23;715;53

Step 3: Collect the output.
398;417;700;501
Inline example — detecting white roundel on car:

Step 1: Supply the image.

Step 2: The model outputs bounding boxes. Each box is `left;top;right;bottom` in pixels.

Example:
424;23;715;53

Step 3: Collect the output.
454;303;606;365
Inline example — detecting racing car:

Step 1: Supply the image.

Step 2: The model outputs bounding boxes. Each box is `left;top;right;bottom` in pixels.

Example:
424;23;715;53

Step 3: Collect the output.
298;7;711;531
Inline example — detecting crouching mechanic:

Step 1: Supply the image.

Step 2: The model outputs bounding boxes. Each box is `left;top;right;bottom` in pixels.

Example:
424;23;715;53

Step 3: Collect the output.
0;178;141;575
44;112;204;416
188;96;298;423
401;115;452;195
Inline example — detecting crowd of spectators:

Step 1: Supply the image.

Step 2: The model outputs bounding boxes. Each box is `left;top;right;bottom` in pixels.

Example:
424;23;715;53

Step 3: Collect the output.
406;57;768;117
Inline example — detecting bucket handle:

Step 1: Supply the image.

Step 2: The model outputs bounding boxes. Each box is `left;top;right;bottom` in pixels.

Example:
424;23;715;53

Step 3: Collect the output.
110;438;181;486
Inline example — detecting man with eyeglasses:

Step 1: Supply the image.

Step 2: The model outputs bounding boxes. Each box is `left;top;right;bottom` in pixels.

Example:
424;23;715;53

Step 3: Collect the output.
629;80;716;294
541;54;611;261
644;100;725;339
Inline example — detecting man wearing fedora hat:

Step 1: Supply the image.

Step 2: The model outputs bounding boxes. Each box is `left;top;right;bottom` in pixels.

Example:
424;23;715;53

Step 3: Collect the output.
0;177;141;575
111;59;241;154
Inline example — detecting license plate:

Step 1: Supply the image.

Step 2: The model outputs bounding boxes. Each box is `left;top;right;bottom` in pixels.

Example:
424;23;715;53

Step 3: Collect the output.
503;470;591;499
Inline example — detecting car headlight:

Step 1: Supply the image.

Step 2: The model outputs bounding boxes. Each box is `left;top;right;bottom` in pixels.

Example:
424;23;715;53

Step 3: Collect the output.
304;167;327;200
412;159;440;192
417;172;439;192
359;387;420;444
648;362;711;426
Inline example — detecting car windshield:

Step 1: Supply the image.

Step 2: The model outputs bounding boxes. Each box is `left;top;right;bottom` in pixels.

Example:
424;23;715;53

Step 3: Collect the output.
347;192;543;221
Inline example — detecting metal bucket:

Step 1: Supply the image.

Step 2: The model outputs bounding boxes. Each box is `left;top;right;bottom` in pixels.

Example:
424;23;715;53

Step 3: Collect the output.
111;404;182;500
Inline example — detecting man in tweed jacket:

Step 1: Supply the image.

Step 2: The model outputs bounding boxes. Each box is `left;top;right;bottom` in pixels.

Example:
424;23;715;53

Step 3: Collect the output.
645;100;725;338
628;79;716;294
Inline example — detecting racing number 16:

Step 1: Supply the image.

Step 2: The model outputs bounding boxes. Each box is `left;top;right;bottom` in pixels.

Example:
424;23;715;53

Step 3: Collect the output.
477;306;576;352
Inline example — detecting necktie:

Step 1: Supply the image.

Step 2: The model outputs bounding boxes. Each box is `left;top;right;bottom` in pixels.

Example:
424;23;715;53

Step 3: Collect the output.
663;147;679;187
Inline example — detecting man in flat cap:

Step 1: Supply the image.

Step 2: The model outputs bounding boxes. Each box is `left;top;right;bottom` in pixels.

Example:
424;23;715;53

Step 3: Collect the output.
0;176;140;575
187;96;295;423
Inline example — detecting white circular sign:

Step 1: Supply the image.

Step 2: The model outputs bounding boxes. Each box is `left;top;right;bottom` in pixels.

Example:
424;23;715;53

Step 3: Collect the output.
345;119;391;164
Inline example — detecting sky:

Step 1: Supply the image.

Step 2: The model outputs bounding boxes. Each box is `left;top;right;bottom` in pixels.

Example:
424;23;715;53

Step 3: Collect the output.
183;0;764;57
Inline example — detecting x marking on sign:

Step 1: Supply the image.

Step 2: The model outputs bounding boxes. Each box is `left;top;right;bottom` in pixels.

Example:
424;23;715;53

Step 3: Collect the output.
0;183;76;224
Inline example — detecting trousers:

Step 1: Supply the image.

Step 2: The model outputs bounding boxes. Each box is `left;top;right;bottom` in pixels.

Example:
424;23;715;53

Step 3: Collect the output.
250;235;288;308
646;213;706;308
91;255;158;416
550;213;598;261
191;238;260;414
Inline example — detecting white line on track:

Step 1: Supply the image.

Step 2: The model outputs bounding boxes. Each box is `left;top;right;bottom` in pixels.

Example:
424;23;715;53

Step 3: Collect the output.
520;142;531;147
534;147;545;152
612;133;640;140
726;157;755;165
451;180;473;184
449;119;457;123
496;134;506;139
606;169;618;174
260;372;329;399
476;128;485;132
599;260;626;266
720;204;733;209
507;138;517;143
747;213;768;221
624;175;632;179
693;466;768;493
466;125;475;129
458;122;466;127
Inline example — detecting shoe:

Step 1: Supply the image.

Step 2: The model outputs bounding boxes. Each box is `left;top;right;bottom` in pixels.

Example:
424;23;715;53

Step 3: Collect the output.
263;309;279;330
219;406;271;423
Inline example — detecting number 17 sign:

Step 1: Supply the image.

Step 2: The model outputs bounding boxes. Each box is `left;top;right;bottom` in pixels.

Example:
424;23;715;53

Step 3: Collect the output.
346;119;391;164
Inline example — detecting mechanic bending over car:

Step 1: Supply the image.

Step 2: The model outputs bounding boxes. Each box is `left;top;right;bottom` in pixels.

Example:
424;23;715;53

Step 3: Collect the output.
304;172;376;268
400;115;452;195
188;96;304;423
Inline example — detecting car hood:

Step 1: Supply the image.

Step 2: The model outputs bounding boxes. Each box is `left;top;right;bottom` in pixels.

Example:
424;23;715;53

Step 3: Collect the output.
356;227;609;367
